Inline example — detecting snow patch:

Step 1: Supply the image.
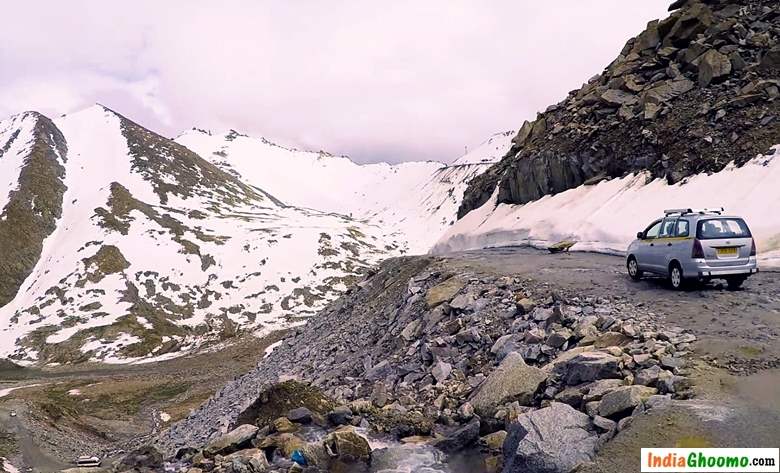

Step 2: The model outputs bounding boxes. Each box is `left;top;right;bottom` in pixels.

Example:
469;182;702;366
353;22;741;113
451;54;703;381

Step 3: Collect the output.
434;146;780;268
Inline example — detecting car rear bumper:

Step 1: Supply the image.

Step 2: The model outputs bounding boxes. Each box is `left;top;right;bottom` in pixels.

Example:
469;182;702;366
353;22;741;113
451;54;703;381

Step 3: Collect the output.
690;257;758;278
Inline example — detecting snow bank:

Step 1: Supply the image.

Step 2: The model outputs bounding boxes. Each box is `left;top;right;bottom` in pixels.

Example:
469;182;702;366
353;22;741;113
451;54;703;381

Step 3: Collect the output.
433;146;780;268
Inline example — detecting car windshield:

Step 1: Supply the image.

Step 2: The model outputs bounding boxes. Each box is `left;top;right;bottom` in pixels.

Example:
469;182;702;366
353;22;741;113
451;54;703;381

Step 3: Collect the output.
696;218;751;240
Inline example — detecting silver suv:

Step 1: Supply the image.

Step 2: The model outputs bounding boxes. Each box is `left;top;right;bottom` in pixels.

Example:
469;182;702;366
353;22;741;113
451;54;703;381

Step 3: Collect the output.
626;208;758;290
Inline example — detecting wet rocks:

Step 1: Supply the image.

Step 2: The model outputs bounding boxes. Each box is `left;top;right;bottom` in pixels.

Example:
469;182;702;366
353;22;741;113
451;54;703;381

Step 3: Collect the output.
432;418;481;453
503;403;598;473
470;352;548;415
324;427;371;464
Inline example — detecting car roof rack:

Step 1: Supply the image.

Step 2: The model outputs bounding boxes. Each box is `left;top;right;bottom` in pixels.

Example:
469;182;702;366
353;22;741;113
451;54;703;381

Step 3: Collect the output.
663;208;693;215
663;207;724;216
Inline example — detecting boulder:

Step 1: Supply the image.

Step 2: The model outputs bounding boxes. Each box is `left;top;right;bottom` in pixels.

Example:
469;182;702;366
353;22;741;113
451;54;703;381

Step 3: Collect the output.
433;418;481;453
327;406;353;426
642;77;695;104
598;386;657;419
503;403;598;473
698;49;732;86
204;424;259;457
323;427;371;464
117;446;164;471
480;430;508;452
600;89;638;107
555;351;621;386
470;352;548;415
514;120;535;147
222;449;270;473
759;46;780;71
431;360;452;384
272;417;298;433
425;278;464;308
287;407;313;424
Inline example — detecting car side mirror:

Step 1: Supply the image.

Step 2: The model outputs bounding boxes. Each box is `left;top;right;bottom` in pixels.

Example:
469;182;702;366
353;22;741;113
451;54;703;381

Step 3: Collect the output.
636;231;644;239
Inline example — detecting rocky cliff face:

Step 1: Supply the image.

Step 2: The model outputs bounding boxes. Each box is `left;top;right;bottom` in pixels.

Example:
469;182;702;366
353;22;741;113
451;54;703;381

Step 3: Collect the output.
460;0;780;217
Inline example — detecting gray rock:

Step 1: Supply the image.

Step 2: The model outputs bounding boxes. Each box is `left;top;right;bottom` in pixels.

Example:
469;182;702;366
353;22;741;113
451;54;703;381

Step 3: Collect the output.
592;415;617;432
598;386;657;419
525;327;546;344
431;361;452;384
635;365;664;387
328;406;353;426
470;352;548;415
601;89;638;107
287;407;313;424
203;424;259;457
503;402;598;473
449;293;473;310
545;328;572;349
401;319;421;341
556;351;622;386
698;49;732;86
365;360;393;380
434;419;481;453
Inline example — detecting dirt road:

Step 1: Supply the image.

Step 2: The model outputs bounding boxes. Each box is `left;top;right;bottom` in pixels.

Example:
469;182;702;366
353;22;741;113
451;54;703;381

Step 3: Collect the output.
448;247;780;471
451;247;780;365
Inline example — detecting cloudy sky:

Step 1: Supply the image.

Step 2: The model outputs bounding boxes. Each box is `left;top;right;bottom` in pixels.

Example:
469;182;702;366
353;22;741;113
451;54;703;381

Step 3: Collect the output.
1;1;670;163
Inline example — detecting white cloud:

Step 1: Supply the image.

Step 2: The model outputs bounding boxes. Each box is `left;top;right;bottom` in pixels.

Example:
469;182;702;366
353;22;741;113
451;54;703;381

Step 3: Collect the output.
0;0;670;162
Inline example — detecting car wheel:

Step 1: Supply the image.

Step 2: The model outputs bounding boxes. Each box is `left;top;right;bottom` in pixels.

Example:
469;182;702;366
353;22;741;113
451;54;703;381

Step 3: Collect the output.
669;263;684;290
726;276;745;290
627;257;643;281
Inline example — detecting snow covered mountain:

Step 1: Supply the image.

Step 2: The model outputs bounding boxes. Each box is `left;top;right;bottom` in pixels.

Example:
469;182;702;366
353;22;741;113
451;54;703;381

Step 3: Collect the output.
0;107;511;365
176;129;514;253
0;106;407;365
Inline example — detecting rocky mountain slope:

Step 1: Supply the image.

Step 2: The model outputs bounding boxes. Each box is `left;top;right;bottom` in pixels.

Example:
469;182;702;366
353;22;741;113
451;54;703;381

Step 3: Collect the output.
460;0;780;217
0;106;510;365
155;253;699;472
177;129;514;254
0;106;404;365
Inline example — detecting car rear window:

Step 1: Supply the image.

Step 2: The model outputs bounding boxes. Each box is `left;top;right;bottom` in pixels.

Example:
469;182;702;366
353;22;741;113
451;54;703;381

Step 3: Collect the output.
696;218;752;240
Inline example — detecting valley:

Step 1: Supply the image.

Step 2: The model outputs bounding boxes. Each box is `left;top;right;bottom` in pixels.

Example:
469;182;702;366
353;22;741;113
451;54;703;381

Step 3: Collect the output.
1;0;779;472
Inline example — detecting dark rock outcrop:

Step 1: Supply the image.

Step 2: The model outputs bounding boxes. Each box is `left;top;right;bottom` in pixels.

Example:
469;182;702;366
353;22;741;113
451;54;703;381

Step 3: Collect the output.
459;0;780;218
0;112;67;307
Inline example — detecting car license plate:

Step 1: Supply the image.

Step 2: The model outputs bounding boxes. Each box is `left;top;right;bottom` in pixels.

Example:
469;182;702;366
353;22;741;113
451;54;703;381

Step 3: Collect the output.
717;247;738;256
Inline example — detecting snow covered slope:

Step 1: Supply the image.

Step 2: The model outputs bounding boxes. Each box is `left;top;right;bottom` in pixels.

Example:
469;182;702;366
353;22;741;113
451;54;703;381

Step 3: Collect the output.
433;146;780;268
0;106;402;365
176;130;514;253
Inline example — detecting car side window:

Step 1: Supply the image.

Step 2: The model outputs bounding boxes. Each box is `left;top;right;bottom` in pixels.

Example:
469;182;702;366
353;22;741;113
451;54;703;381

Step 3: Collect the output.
644;220;662;239
676;219;690;237
659;218;677;238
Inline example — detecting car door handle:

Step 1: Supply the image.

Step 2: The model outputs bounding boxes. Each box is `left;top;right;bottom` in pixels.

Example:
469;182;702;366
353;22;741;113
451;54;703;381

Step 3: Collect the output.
650;243;654;246
667;243;672;246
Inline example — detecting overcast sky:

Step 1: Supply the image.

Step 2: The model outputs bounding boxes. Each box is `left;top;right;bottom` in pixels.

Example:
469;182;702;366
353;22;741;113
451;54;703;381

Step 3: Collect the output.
1;1;670;163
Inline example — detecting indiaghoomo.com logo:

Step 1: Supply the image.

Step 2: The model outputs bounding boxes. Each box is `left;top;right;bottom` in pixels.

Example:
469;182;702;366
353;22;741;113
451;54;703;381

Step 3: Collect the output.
641;448;780;472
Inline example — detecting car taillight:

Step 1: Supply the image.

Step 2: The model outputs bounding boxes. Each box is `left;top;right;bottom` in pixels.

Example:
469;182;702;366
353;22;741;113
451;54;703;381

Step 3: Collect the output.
692;239;705;259
750;238;756;256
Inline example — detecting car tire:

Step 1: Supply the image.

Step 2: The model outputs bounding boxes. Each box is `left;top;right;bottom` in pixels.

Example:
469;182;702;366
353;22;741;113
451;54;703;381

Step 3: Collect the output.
669;262;685;290
726;276;745;290
627;257;643;281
